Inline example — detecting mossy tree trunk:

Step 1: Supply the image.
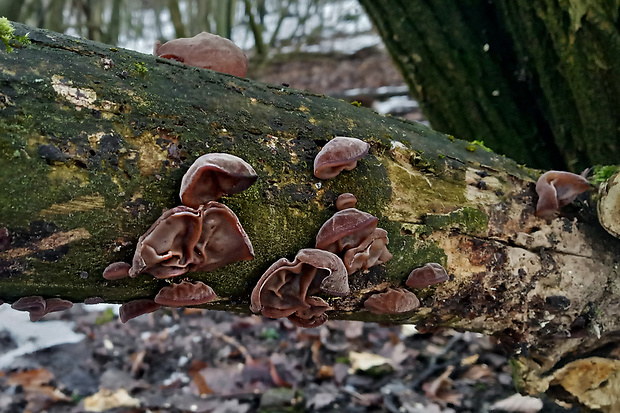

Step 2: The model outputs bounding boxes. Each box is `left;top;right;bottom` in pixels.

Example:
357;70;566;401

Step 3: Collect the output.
359;0;620;172
1;23;620;410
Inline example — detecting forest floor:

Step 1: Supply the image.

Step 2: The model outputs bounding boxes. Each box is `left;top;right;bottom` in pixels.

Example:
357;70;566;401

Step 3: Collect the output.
0;48;577;413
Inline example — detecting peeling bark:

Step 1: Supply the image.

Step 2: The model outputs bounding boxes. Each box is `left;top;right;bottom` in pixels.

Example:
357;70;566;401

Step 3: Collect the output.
1;23;620;409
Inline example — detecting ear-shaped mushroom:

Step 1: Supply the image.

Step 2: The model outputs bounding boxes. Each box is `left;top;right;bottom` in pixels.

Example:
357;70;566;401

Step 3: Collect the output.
12;296;46;321
119;299;162;323
364;288;420;314
406;263;449;289
336;193;357;210
191;201;254;272
342;228;393;275
154;280;217;307
12;296;73;322
314;136;370;179
536;170;590;218
315;208;378;253
154;32;248;77
102;261;131;280
180;153;258;208
130;206;203;279
250;248;349;328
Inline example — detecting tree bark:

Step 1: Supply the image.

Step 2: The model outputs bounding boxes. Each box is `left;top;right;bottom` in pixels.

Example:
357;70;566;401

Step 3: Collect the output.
1;22;620;410
359;0;620;172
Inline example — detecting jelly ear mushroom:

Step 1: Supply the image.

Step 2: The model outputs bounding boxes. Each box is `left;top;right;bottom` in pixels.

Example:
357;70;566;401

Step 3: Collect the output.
314;136;370;179
180;153;258;208
154;32;248;77
12;296;73;322
191;201;254;272
103;262;131;280
536;170;590;218
154;280;217;307
315;208;378;253
119;299;161;323
130;206;202;279
343;228;393;275
406;263;449;289
364;288;420;314
250;248;349;328
336;193;357;210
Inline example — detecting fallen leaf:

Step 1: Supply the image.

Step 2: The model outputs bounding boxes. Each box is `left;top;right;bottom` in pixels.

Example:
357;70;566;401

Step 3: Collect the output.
349;351;392;374
490;393;543;412
422;366;463;407
83;388;140;412
461;364;495;381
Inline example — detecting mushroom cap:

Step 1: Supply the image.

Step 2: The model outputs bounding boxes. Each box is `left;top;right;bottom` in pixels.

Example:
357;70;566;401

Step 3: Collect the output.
154;32;248;77
250;248;348;327
536;170;590;218
315;208;378;253
364;288;420;314
119;299;162;323
342;228;393;275
11;296;73;321
12;296;46;321
180;153;258;207
405;263;449;289
313;136;370;179
102;261;131;280
130;206;203;279
336;193;358;210
154;280;217;307
191;201;254;272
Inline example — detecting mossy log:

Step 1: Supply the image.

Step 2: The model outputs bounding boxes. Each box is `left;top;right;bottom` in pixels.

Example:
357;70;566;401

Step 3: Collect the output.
1;23;620;409
359;0;620;172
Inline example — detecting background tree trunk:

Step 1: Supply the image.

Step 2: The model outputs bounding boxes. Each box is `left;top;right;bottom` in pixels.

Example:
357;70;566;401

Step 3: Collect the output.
1;22;620;410
359;0;620;172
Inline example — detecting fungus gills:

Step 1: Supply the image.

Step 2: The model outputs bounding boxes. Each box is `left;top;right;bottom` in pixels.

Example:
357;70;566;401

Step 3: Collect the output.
119;299;162;323
336;193;357;210
180;153;258;208
314;136;369;179
154;32;248;77
154;280;217;307
535;170;590;218
12;296;73;322
406;263;449;289
128;202;253;279
364;288;420;314
250;248;349;328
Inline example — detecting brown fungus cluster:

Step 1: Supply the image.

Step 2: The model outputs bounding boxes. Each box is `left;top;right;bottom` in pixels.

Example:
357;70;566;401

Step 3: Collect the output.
316;208;392;275
535;170;590;218
154;32;248;77
250;248;349;328
406;263;449;289
103;153;257;322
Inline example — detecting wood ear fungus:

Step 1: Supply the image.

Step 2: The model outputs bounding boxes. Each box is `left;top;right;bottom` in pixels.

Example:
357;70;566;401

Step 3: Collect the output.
535;170;590;218
180;153;258;208
154;32;248;77
119;299;161;323
12;296;73;322
336;193;357;210
250;248;349;328
342;228;393;275
314;136;369;179
406;263;449;289
364;288;420;314
127;202;253;279
154;280;217;307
